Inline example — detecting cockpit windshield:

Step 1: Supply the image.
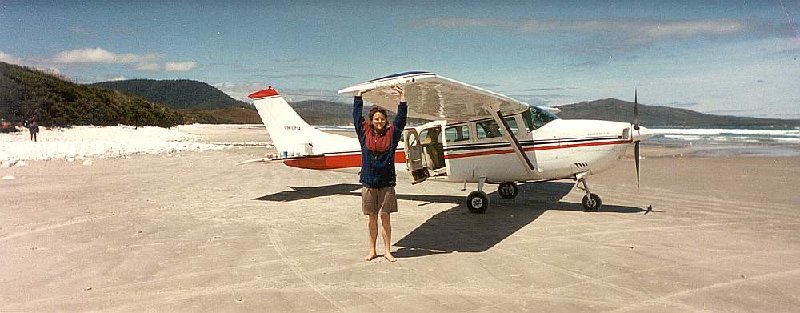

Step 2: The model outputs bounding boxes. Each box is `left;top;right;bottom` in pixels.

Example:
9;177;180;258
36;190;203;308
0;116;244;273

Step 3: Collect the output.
522;106;560;131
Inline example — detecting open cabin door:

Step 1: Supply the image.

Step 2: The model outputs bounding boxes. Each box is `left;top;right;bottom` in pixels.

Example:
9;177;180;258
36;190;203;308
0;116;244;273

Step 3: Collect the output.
403;128;429;184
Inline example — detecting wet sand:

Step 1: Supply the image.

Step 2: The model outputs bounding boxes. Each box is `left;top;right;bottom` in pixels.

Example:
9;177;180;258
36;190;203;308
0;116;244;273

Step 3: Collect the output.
1;125;799;312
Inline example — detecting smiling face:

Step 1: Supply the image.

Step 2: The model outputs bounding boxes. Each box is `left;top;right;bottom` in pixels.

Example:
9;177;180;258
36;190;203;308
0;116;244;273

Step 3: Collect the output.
371;112;387;131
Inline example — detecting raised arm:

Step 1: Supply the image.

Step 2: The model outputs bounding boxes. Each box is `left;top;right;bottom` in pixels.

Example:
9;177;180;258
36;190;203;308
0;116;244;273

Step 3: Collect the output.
391;86;407;142
353;91;365;140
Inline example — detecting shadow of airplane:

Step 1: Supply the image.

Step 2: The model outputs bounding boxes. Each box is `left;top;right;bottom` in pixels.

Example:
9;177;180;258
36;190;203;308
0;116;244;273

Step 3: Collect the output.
255;182;648;259
255;183;363;202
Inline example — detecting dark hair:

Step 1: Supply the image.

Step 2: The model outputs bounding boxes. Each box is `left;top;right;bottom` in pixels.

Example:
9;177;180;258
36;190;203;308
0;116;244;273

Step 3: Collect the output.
368;106;387;120
368;106;389;135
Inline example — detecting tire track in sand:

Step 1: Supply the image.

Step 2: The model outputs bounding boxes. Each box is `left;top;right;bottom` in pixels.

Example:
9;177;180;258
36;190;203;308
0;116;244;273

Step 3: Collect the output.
266;227;344;311
0;215;112;242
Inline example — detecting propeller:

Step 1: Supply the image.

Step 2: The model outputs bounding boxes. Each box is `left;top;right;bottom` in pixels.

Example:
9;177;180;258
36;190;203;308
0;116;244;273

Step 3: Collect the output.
633;89;641;189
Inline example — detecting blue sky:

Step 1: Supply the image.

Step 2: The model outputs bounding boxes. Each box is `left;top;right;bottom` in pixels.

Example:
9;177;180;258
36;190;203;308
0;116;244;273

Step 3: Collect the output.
2;0;799;118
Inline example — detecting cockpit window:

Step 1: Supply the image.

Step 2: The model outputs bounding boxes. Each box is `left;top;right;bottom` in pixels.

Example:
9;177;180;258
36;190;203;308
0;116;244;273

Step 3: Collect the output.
522;106;559;131
476;119;503;139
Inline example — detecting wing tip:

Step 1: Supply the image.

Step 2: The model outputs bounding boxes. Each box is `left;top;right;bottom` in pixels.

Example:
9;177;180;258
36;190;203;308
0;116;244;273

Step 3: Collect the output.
366;70;435;82
338;71;437;94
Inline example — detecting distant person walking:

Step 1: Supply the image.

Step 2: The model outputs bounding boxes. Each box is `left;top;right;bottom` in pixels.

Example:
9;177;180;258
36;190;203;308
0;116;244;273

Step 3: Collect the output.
353;86;407;262
28;121;39;142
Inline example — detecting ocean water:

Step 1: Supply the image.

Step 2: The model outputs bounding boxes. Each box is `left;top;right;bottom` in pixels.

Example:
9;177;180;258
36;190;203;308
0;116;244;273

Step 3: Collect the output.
647;127;800;156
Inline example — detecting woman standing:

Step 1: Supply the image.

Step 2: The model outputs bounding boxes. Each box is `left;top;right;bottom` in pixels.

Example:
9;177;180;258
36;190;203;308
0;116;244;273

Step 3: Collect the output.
353;86;407;262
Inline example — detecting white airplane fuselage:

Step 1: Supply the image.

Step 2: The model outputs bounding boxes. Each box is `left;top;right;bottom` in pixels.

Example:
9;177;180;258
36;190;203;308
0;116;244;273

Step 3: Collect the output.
403;118;645;185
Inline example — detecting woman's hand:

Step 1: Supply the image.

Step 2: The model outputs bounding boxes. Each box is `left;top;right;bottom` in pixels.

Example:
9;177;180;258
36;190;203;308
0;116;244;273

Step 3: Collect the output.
391;86;405;102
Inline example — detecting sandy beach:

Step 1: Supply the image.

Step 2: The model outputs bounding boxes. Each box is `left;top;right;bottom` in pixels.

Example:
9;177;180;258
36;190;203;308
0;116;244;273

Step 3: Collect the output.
1;124;799;312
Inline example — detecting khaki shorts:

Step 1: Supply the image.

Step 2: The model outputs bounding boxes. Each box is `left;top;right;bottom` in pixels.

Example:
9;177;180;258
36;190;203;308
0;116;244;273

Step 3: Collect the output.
361;187;398;215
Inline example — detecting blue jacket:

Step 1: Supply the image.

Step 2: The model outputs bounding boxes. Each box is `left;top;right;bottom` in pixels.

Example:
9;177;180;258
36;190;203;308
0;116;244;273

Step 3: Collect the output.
354;96;407;188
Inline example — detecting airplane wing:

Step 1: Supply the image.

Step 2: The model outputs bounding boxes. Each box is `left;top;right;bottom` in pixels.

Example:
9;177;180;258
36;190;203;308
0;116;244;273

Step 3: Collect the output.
338;71;531;123
340;71;540;173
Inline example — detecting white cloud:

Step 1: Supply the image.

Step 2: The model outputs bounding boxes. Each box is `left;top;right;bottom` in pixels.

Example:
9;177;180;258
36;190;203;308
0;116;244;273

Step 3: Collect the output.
49;48;198;74
52;48;160;64
213;81;264;101
0;51;23;64
420;18;749;40
165;61;198;72
134;63;161;71
636;20;744;39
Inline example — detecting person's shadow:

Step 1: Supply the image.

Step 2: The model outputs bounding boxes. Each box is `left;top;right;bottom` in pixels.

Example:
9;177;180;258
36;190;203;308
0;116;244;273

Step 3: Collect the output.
255;182;649;259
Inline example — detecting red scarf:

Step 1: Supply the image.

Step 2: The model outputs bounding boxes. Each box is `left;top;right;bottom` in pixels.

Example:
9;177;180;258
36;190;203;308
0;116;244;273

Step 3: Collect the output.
364;121;392;153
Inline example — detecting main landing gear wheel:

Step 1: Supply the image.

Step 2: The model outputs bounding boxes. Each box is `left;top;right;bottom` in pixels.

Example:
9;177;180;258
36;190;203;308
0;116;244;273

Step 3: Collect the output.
498;182;518;199
467;191;489;214
581;193;602;211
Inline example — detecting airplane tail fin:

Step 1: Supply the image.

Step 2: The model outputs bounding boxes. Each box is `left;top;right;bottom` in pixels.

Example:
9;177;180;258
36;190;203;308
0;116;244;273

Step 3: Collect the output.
248;86;357;158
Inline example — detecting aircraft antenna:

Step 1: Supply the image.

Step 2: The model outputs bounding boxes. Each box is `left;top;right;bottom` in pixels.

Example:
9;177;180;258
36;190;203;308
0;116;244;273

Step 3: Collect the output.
633;89;641;188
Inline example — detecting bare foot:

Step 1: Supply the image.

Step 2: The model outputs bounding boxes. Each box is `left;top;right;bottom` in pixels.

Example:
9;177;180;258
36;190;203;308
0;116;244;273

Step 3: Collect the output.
384;253;396;262
364;252;378;261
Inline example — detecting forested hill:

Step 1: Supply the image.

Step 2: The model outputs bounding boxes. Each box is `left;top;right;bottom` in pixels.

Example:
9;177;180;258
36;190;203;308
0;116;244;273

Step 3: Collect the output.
0;62;183;127
90;79;248;110
556;98;800;128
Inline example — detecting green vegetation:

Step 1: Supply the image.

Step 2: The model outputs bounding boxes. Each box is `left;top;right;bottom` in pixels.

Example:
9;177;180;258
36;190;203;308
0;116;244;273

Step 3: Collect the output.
91;78;265;124
0;62;183;127
90;79;248;109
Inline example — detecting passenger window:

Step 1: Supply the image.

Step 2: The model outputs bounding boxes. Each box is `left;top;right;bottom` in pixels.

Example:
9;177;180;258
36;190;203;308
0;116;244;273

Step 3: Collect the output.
419;129;429;143
476;120;502;139
407;132;418;145
445;124;470;143
504;116;518;134
420;128;442;144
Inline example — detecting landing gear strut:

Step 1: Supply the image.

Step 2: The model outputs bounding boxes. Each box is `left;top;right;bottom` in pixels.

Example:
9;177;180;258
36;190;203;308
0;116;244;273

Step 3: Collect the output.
466;180;520;214
466;177;489;214
576;174;602;211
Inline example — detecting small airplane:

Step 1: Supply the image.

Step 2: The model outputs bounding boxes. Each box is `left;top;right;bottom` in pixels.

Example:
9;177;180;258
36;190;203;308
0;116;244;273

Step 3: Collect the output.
248;71;653;213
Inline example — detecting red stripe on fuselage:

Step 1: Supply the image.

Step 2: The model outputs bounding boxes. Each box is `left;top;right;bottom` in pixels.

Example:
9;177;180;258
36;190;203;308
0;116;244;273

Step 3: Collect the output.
444;139;630;160
282;139;629;169
283;151;407;170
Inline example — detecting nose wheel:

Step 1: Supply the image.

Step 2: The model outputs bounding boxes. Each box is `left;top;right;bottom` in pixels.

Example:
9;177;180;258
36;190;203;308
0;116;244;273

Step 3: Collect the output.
581;193;602;211
576;174;603;211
